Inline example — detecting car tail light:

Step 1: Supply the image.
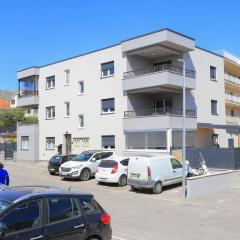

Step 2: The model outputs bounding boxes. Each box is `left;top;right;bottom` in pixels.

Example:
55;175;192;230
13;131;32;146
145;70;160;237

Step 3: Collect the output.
101;213;111;225
111;163;118;174
147;166;151;180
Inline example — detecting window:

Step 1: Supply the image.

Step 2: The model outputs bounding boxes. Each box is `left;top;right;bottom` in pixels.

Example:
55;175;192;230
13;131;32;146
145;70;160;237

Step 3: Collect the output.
120;158;129;166
102;135;115;150
101;61;114;77
64;69;70;85
210;66;216;80
126;132;167;150
46;137;55;150
171;158;182;169
79;198;101;215
65;102;70;117
0;201;41;234
46;76;55;89
48;198;80;223
78;114;84;128
211;100;218;115
78;81;84;94
46;106;55;119
212;134;219;146
101;98;115;113
21;136;29;150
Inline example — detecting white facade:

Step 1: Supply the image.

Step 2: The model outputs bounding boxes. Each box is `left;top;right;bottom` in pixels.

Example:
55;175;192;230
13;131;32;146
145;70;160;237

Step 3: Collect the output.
16;29;240;161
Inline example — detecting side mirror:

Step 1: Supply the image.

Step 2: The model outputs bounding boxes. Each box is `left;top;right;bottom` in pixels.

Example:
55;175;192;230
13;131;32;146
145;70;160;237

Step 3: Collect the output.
91;158;96;162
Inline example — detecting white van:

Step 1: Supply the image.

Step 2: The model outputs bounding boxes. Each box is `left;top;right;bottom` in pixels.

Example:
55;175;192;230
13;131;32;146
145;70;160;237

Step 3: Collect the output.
127;155;182;194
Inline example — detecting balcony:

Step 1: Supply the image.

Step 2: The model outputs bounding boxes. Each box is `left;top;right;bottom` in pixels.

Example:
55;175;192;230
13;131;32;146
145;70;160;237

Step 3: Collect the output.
225;93;240;106
123;108;197;131
17;91;39;107
226;116;240;125
122;64;196;92
225;73;240;88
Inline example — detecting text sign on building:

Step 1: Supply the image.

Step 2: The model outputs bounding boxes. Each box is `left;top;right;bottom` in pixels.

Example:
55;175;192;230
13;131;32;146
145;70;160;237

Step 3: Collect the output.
73;138;89;148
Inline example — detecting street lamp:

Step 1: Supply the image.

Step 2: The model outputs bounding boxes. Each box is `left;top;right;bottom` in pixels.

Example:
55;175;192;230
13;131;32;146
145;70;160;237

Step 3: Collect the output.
178;57;187;199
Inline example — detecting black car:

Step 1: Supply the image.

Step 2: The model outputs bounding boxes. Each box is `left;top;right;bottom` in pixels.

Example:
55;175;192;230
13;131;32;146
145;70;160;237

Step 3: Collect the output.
0;186;112;240
48;155;77;175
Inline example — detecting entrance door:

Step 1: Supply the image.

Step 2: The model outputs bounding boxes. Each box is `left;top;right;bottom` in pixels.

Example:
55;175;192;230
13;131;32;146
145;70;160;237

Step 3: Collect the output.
4;142;14;160
65;134;72;155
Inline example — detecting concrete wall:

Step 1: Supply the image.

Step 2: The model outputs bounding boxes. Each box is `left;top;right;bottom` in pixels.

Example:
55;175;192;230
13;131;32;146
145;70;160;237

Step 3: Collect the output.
38;45;127;160
17;125;39;162
187;170;237;199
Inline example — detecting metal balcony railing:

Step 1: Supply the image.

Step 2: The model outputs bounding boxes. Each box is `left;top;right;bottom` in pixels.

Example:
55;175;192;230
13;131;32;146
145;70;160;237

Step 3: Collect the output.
225;93;240;105
123;64;196;79
225;73;240;86
124;108;196;118
18;91;39;98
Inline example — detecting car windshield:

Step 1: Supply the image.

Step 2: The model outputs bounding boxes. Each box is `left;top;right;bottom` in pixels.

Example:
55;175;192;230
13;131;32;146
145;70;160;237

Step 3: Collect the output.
50;156;62;163
99;160;117;168
72;153;93;162
0;199;11;214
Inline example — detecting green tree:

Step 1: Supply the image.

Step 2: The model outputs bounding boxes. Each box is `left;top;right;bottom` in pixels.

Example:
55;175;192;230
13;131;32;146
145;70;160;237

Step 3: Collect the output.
0;108;25;127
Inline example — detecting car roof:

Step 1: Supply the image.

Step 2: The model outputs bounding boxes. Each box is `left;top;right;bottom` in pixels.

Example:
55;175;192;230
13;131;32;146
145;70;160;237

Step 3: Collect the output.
81;150;113;154
133;155;174;159
0;186;93;203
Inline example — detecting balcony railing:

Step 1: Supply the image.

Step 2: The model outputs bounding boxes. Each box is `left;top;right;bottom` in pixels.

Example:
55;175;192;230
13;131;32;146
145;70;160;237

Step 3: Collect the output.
123;64;196;79
226;116;240;125
18;91;39;98
124;107;196;118
225;93;240;105
18;120;39;126
225;73;240;86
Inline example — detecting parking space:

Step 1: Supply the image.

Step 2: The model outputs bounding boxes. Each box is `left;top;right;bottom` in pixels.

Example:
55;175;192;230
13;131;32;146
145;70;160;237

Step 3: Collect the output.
4;161;240;240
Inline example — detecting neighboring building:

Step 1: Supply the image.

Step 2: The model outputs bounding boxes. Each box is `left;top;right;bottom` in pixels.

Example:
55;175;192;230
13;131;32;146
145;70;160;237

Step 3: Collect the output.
0;99;10;110
15;28;240;161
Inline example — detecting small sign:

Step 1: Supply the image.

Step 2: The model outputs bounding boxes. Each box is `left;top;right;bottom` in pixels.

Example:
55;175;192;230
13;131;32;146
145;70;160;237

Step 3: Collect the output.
73;138;89;148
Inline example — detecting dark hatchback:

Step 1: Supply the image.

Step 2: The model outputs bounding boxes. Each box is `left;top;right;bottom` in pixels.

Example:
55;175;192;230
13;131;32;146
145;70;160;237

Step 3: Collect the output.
48;155;76;175
0;186;112;240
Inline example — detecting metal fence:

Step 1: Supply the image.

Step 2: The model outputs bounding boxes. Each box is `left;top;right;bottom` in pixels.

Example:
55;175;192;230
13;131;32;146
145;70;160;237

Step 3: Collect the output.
186;147;240;170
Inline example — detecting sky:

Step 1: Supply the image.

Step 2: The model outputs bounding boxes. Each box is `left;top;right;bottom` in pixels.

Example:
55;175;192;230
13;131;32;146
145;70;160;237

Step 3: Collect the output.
0;0;240;91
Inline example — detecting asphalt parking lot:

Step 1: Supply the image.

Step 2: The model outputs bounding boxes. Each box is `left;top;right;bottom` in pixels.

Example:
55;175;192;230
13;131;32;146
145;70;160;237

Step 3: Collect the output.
4;161;240;240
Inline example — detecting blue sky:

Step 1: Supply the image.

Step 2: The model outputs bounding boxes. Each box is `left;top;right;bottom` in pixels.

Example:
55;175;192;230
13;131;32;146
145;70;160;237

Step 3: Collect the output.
0;0;240;90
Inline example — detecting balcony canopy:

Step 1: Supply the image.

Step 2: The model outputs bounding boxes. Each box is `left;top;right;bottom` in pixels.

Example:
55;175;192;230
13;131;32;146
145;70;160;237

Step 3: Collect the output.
121;29;195;57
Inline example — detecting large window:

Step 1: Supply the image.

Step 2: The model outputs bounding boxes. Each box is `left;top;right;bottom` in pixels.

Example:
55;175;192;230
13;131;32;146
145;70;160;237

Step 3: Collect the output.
172;131;196;149
21;136;29;150
46;76;55;89
78;114;84;128
64;102;70;117
48;198;81;223
78;81;84;94
210;66;216;80
101;98;115;113
102;135;115;150
0;201;41;234
101;61;114;77
64;69;70;85
211;100;218;115
46;137;55;150
46;106;55;119
126;132;167;150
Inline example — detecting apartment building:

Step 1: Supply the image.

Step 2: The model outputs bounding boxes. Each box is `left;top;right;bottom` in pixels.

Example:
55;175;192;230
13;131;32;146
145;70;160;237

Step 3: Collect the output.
16;28;240;161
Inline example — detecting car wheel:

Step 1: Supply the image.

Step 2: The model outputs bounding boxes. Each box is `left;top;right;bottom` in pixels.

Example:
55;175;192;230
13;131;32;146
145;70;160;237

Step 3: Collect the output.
80;169;91;181
118;175;127;186
153;181;162;194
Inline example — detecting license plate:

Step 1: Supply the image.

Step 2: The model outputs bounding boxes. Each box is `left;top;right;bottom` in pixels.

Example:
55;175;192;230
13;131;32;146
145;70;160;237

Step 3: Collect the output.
61;172;68;176
50;168;55;171
130;173;140;178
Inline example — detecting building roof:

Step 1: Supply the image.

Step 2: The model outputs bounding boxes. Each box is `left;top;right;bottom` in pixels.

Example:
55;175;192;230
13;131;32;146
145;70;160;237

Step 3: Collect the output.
0;99;10;110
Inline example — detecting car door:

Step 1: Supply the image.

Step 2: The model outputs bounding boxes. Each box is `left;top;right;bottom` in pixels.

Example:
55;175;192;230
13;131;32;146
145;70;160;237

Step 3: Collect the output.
90;153;101;174
0;199;45;240
44;197;87;240
170;158;182;184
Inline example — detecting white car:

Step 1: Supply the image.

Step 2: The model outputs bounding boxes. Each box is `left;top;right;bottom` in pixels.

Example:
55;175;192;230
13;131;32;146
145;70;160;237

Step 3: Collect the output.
128;155;183;194
59;150;114;181
95;157;130;186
